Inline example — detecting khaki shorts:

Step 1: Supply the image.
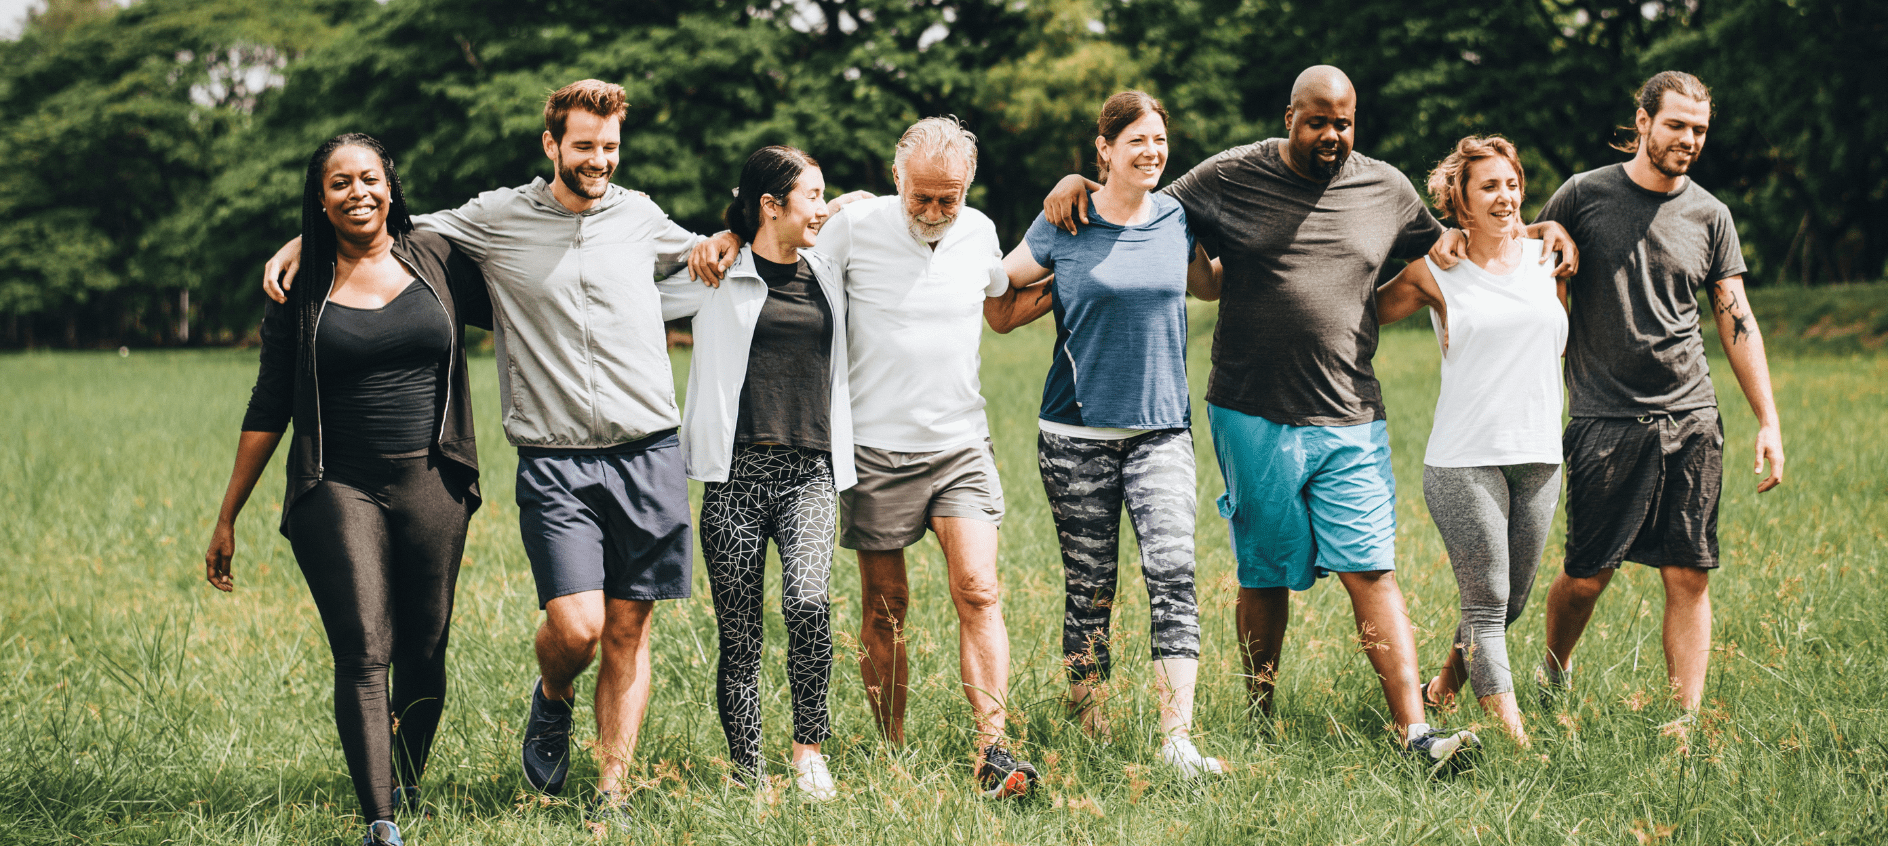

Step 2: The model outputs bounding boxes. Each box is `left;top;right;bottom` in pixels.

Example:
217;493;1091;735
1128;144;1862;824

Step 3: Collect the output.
839;438;1005;550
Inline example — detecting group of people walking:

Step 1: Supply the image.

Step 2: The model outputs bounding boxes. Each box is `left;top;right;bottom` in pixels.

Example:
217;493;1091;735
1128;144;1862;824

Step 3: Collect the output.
204;64;1784;845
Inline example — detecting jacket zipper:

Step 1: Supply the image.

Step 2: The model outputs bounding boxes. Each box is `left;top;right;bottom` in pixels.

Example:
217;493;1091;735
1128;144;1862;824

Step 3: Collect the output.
413;267;454;447
311;261;334;479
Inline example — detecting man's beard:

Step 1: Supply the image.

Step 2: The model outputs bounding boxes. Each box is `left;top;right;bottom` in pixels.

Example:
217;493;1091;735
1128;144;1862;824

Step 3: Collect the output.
907;212;955;244
556;150;614;199
1307;147;1347;182
1645;135;1696;179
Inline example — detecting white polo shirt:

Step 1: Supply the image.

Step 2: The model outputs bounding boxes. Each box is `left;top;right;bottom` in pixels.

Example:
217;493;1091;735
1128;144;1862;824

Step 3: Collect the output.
814;195;1009;452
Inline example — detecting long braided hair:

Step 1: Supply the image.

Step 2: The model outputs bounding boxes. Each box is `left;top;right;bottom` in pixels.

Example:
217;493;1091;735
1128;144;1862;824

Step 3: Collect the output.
293;133;413;302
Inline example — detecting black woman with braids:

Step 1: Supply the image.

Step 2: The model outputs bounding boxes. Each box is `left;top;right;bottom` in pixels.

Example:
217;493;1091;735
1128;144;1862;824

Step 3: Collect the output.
203;133;490;846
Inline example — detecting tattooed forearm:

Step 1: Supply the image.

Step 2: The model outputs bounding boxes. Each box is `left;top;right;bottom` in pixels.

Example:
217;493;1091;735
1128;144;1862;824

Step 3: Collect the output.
1705;279;1753;344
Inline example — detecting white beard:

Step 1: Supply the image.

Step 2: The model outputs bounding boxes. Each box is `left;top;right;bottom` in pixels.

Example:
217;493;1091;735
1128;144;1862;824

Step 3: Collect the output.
906;214;955;244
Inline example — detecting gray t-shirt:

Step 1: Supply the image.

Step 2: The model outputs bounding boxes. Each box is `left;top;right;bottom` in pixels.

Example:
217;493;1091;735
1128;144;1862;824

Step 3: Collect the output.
1163;139;1443;427
1536;164;1746;417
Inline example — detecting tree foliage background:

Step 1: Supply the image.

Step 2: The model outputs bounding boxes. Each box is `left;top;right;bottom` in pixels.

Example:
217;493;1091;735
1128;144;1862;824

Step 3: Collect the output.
1;0;1882;347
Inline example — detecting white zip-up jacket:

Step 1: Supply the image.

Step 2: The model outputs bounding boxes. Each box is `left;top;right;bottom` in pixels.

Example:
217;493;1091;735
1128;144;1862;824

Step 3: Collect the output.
417;178;702;449
659;246;857;490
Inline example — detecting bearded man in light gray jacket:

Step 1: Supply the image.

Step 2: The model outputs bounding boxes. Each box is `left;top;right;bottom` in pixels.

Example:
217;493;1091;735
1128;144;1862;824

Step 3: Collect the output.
264;79;700;829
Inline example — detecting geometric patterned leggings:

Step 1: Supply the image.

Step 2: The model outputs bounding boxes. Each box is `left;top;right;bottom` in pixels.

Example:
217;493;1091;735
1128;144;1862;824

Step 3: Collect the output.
1038;428;1202;686
700;444;836;778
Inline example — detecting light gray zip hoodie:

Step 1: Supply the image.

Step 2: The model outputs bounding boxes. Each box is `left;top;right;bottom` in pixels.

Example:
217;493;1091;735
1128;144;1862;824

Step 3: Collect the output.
417;177;703;449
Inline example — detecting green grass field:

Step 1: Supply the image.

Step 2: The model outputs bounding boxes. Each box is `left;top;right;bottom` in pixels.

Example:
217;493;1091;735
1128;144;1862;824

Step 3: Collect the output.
3;303;1884;845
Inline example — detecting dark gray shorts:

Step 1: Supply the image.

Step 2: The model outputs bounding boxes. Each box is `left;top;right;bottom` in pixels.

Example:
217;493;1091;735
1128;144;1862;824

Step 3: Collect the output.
1563;408;1722;578
515;431;693;607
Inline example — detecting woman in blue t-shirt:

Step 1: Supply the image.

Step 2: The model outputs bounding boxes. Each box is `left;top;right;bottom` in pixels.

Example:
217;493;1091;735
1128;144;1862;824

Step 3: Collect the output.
990;92;1223;778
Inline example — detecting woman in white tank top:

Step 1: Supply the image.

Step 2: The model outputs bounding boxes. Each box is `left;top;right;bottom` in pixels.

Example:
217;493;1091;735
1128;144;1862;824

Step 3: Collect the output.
1378;136;1569;746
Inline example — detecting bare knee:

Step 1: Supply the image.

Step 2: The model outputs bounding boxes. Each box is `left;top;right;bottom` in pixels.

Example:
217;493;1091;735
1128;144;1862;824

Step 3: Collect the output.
1556;572;1611;605
600;601;654;654
862;585;909;634
951;572;1002;616
1660;566;1711;603
543;612;603;660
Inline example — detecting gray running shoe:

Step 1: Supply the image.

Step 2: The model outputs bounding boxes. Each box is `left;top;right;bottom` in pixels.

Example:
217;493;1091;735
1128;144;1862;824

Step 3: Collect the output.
1406;728;1482;777
585;790;632;835
362;820;403;846
520;676;573;795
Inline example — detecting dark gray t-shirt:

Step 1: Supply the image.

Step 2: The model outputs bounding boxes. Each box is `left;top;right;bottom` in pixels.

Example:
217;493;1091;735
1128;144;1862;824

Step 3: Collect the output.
1163;139;1444;427
1536;164;1746;417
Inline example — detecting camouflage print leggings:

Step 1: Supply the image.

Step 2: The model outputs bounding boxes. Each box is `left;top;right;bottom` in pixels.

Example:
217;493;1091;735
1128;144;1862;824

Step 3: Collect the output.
1038;428;1201;685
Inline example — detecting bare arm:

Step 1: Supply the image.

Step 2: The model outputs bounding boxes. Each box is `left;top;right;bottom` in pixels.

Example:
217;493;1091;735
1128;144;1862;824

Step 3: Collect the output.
1426;223;1580;279
1524;221;1579;277
1043;175;1105;235
262;237;304;304
1001;240;1053;290
985;280;1054;334
1704;274;1784;492
1185;243;1221;301
204;431;285;592
1376;259;1442;327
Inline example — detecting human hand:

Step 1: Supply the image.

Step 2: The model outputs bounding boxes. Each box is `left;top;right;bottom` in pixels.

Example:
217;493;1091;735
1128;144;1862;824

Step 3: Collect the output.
688;231;745;287
1753;425;1784;492
1043;175;1092;235
1534;221;1580;278
205;521;236;592
1427;228;1467;270
262;237;304;304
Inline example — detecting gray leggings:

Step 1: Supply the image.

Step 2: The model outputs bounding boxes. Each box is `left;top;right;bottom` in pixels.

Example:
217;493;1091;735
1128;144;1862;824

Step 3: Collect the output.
1422;463;1562;697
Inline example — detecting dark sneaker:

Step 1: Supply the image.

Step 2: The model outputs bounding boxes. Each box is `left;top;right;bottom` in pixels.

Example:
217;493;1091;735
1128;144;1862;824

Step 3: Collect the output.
976;744;1039;799
1406;728;1482;777
585;790;631;835
520;676;573;795
362;820;403;846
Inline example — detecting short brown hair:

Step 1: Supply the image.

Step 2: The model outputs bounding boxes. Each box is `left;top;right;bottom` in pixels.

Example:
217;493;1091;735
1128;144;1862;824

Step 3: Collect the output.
1095;91;1171;181
1612;71;1713;154
1425;135;1525;223
544;79;627;143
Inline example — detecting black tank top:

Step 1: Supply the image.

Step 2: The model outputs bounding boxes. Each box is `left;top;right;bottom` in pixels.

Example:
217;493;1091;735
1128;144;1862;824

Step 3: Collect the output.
735;255;833;451
316;279;451;456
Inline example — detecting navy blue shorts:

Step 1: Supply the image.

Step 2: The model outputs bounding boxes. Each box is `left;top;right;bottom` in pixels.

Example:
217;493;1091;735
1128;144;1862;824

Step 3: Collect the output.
515;431;693;608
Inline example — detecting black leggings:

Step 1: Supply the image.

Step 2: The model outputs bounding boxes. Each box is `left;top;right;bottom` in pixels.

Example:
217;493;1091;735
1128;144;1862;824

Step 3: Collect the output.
286;450;473;823
701;445;836;777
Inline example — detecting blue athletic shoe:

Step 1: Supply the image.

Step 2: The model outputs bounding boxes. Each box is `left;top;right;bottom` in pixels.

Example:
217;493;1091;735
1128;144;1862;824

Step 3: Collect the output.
362;820;403;846
391;785;423;816
521;676;573;796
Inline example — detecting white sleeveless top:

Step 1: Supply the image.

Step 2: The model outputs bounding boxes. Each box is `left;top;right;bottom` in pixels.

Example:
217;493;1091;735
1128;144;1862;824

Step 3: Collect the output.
1423;239;1568;467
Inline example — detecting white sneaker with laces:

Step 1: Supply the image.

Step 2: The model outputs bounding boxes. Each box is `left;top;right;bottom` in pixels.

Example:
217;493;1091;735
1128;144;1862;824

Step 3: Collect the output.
1160;736;1225;779
793;753;838;802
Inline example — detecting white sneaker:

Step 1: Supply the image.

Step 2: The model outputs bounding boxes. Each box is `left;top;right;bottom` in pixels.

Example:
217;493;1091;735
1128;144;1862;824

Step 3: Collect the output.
1160;736;1225;779
793;753;838;802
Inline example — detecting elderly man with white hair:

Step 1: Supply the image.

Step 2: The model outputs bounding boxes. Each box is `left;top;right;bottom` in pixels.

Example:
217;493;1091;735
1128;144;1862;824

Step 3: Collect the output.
691;117;1041;799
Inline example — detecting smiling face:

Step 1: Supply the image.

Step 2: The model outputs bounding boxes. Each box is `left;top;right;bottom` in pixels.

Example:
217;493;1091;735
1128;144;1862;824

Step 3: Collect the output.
897;154;968;243
322;145;391;242
759;166;829;250
1283;90;1356;183
543;108;621;202
1637;91;1710;179
1098;110;1168;190
1458;155;1524;239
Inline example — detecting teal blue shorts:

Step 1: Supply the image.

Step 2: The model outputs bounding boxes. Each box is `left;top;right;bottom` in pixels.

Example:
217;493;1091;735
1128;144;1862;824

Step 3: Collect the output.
1208;404;1397;591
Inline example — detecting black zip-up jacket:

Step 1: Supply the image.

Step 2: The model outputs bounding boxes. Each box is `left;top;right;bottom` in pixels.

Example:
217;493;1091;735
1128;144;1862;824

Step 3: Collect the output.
241;230;493;536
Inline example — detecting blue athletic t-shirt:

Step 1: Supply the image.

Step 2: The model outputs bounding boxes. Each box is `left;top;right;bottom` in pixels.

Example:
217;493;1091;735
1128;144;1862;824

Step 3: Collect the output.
1024;193;1194;429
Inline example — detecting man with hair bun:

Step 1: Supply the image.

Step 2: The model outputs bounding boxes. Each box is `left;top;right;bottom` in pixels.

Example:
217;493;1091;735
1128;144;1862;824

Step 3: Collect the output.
691;116;1042;799
1434;71;1785;749
263;78;706;831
